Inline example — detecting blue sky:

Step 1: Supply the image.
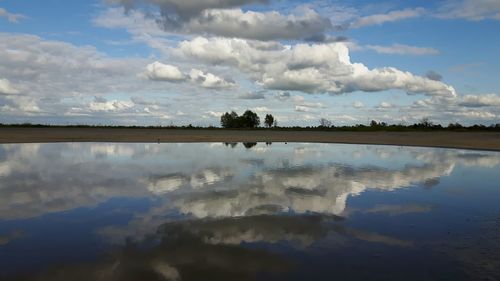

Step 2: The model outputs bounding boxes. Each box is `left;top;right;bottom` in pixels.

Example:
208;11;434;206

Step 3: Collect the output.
0;0;499;126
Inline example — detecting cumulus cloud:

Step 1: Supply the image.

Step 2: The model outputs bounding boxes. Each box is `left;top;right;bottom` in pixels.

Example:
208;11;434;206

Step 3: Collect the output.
351;8;425;28
353;101;364;109
407;92;500;124
366;44;439;56
176;37;457;97
294;105;309;112
275;91;291;101
0;33;151;117
145;61;185;81
203;111;225;118
458;94;500;107
145;61;235;89
189;69;235;89
105;0;331;41
89;100;135;112
183;8;331;41
0;7;26;23
0;78;20;95
238;91;266;100
108;0;268;20
293;97;325;112
376;102;395;110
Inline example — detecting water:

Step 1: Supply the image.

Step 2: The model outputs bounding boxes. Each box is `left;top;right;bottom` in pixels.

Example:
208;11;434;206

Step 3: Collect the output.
0;142;499;281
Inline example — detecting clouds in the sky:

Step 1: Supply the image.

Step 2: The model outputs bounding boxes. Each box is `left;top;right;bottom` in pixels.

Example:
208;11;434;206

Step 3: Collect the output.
108;0;268;20
1;0;499;126
408;93;499;123
458;94;500;108
176;37;457;97
0;7;25;23
184;7;331;41
106;0;331;41
366;44;439;56
238;91;266;100
0;78;20;95
0;33;148;115
350;8;425;28
436;0;500;21
353;101;364;109
145;61;185;82
145;61;236;89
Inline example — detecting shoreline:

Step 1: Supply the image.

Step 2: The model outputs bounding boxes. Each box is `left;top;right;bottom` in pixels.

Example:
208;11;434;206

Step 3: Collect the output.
1;127;499;151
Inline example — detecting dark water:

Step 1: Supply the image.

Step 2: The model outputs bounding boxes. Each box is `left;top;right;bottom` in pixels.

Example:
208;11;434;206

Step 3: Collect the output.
0;143;499;281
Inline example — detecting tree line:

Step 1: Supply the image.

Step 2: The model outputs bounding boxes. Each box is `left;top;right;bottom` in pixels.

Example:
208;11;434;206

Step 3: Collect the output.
1;114;499;131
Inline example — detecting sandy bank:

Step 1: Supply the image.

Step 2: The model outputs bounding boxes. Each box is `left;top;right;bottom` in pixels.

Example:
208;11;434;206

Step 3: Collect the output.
0;128;499;151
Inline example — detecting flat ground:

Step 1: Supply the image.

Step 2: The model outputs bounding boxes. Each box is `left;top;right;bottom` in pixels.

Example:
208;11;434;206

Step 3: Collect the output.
0;128;499;151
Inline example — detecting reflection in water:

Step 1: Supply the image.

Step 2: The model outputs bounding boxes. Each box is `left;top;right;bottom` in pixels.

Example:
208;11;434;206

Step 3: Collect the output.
0;143;499;280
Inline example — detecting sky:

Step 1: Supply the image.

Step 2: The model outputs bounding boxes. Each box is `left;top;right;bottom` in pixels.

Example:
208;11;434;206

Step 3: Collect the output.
0;0;499;126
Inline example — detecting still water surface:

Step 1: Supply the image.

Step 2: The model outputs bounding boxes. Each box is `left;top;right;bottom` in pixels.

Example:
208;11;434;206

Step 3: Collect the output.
0;143;499;280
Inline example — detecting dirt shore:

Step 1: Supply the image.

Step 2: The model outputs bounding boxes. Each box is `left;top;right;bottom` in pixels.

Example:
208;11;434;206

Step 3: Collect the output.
0;127;499;151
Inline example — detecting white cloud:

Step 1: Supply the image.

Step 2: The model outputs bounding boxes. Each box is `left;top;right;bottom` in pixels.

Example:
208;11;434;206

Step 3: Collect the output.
406;93;500;124
351;8;425;28
332;114;358;121
366;44;439;56
453;110;496;119
145;61;185;82
189;69;235;89
204;111;224;118
89;100;134;112
436;0;500;21
293;98;325;113
458;94;500;107
377;102;394;109
176;37;457;97
353;101;364;109
238;91;266;99
144;61;235;89
0;33;148;109
0;7;26;23
0;78;20;95
294;105;310;112
253;106;269;112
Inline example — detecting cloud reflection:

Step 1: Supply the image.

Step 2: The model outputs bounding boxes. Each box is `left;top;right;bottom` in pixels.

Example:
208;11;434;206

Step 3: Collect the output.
0;143;498;222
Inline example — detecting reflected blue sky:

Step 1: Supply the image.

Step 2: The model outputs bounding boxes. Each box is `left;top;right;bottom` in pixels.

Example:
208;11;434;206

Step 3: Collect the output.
0;143;499;280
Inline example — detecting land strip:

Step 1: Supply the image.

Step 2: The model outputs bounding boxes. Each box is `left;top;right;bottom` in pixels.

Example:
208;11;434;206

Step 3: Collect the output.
1;128;499;151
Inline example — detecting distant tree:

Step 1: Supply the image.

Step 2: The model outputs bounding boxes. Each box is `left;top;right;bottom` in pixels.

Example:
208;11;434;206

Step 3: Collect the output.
264;114;275;128
243;142;257;149
220;110;260;128
241;110;260;128
220;111;239;128
448;122;463;129
370;120;378;127
224;142;238;148
319;118;332;128
273;120;278;127
419;117;433;128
